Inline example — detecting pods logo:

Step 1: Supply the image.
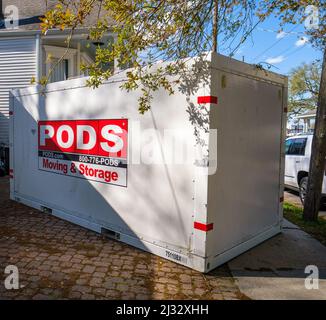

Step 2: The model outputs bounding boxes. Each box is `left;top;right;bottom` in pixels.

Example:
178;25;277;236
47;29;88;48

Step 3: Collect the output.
38;119;128;158
38;119;128;187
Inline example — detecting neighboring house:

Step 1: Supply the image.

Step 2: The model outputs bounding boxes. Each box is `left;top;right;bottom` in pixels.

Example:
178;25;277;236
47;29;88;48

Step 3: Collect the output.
0;0;115;149
295;109;316;134
286;123;304;137
287;109;316;137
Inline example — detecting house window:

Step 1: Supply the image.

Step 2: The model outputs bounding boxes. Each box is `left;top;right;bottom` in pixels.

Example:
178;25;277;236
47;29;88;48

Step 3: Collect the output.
43;45;77;83
50;58;69;82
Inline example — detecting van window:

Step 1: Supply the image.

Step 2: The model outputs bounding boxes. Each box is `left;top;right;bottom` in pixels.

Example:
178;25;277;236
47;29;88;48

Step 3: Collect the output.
287;138;307;156
285;139;293;154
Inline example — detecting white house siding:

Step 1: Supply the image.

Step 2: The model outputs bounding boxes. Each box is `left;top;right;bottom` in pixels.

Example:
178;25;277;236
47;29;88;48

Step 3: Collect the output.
0;37;37;146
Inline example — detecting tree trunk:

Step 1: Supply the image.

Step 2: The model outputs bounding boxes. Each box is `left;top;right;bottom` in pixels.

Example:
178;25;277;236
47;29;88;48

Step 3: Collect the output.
212;0;218;53
303;48;326;221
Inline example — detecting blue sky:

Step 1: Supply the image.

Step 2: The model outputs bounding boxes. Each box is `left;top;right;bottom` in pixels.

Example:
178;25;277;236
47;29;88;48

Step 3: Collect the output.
220;15;323;76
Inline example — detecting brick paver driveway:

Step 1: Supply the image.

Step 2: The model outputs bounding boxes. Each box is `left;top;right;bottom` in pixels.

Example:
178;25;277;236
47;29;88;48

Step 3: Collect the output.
0;177;244;300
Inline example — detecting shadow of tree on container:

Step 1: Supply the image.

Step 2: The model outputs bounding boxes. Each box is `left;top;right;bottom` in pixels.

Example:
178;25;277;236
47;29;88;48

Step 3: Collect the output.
1;57;247;301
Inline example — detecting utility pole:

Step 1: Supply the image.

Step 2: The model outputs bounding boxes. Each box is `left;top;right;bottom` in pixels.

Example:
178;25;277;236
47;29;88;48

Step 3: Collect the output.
303;48;326;221
212;0;218;53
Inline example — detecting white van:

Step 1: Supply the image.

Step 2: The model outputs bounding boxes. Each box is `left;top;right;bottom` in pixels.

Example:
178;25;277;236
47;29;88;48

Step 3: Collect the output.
285;134;326;204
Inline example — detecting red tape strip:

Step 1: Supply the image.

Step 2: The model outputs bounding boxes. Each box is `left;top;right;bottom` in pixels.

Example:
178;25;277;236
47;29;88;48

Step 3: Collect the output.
194;221;214;232
197;96;218;104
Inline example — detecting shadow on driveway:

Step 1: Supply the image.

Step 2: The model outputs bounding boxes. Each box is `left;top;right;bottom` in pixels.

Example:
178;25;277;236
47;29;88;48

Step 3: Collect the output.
0;177;244;300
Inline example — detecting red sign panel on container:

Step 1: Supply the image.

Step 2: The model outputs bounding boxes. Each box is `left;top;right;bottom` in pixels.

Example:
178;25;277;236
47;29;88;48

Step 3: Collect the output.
38;119;128;187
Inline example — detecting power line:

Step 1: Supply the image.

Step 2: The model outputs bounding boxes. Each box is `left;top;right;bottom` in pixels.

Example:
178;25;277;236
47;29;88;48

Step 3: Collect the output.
284;44;307;59
229;18;263;57
275;40;306;58
259;44;307;70
257;27;305;36
252;25;299;61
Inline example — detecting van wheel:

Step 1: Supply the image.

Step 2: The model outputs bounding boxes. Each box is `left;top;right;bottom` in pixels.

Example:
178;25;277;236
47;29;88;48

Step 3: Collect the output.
299;176;308;205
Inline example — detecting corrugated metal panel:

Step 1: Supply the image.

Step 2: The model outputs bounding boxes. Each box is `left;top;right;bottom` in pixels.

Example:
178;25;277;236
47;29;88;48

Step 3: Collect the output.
0;37;36;146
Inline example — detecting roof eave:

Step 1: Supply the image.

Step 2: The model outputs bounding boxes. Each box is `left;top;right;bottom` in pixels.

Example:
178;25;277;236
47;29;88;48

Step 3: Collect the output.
0;27;114;38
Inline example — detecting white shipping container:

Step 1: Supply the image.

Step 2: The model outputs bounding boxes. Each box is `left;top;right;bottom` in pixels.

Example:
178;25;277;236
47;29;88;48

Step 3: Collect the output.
9;52;287;272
